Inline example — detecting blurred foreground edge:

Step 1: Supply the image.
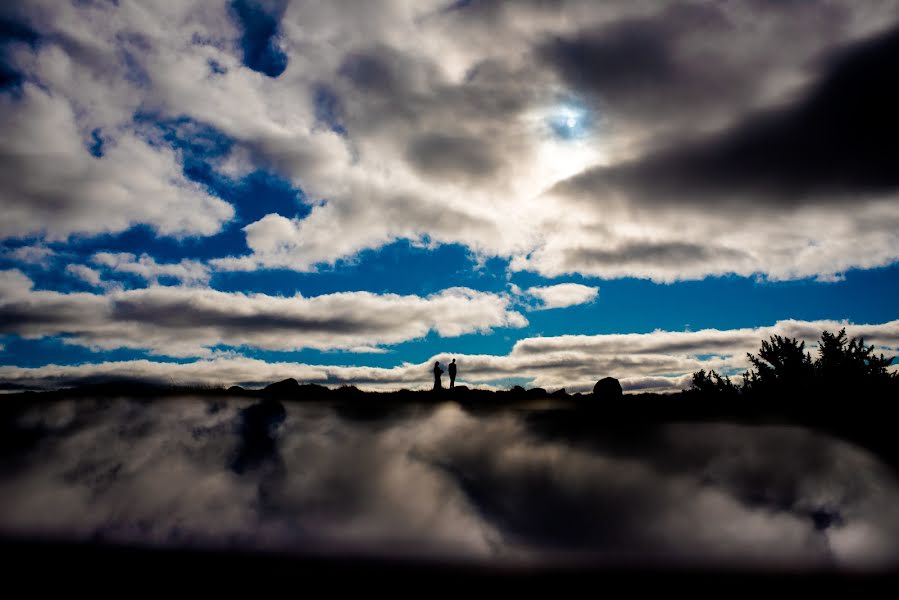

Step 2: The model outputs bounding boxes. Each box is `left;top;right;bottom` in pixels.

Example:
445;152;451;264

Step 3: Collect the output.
0;537;895;593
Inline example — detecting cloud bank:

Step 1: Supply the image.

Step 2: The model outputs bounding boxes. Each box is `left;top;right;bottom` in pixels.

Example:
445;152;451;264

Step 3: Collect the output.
2;312;896;393
1;1;897;281
0;269;526;357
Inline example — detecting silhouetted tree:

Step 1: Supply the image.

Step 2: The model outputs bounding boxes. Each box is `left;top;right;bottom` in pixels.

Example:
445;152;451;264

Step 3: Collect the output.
816;328;893;387
742;334;814;398
690;369;739;397
689;329;897;405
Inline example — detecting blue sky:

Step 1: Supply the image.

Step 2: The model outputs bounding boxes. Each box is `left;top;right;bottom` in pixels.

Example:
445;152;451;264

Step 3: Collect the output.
1;1;898;392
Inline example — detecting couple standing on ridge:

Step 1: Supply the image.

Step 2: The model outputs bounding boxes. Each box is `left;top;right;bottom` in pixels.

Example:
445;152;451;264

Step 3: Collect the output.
433;359;456;390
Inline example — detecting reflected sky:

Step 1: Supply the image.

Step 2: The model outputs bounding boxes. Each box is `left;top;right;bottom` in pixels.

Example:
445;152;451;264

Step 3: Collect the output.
1;396;897;569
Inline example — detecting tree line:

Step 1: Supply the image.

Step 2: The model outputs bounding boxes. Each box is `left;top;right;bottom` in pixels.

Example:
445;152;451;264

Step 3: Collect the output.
688;328;897;401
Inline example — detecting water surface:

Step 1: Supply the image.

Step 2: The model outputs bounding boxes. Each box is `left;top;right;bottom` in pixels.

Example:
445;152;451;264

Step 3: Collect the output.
1;396;897;570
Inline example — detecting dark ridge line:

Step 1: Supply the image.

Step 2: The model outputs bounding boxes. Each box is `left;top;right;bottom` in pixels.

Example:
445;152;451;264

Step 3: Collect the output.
3;376;899;470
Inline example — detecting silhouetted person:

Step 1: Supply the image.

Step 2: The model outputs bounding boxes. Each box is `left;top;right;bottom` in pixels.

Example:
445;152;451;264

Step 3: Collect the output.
433;361;444;390
448;358;457;389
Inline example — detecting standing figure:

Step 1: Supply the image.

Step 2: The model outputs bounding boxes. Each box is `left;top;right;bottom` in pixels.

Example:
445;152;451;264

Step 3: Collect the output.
448;358;457;389
433;361;444;390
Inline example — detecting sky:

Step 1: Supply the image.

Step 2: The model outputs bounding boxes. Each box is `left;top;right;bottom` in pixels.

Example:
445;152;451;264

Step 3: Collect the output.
1;0;898;392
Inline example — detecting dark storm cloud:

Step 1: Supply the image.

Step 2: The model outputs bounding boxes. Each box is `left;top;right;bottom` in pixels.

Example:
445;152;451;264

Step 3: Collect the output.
539;5;701;99
557;23;899;206
536;2;810;132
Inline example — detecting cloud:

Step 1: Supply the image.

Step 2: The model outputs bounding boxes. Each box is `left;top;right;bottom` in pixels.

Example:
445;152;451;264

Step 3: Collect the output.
227;1;899;281
527;20;899;282
2;1;898;282
1;307;895;393
3;243;54;267
525;283;599;310
0;270;526;357
0;83;235;240
556;24;899;205
92;252;211;286
405;132;504;182
65;264;107;289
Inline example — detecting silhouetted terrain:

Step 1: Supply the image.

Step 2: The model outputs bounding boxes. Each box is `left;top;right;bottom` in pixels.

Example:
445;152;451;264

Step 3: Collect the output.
4;329;896;468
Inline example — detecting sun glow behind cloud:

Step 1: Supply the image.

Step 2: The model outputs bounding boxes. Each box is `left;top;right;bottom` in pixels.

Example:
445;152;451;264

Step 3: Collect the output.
525;99;606;196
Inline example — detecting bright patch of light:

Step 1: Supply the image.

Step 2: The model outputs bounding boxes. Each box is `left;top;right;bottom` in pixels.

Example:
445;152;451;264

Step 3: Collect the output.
534;136;603;186
549;103;591;140
520;99;605;189
416;97;607;254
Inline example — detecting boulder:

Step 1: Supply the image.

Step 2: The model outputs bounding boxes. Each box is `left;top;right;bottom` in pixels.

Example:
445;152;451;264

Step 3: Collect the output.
593;377;623;400
525;387;547;398
262;378;301;396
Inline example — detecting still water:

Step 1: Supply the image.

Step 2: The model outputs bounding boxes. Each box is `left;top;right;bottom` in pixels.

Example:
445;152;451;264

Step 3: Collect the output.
1;396;897;569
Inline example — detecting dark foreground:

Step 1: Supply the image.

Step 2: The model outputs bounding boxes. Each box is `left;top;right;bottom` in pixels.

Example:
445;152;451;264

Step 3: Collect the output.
2;381;898;587
7;377;899;469
1;538;896;593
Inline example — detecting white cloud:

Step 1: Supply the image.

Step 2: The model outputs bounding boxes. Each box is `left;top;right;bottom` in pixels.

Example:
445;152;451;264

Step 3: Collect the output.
0;270;526;357
64;264;107;289
92;252;210;286
510;193;899;283
0;84;234;240
4;244;55;267
525;283;598;310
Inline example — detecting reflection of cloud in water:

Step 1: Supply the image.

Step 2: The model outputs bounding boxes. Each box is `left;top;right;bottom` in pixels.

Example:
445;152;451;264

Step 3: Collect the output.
1;397;897;568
